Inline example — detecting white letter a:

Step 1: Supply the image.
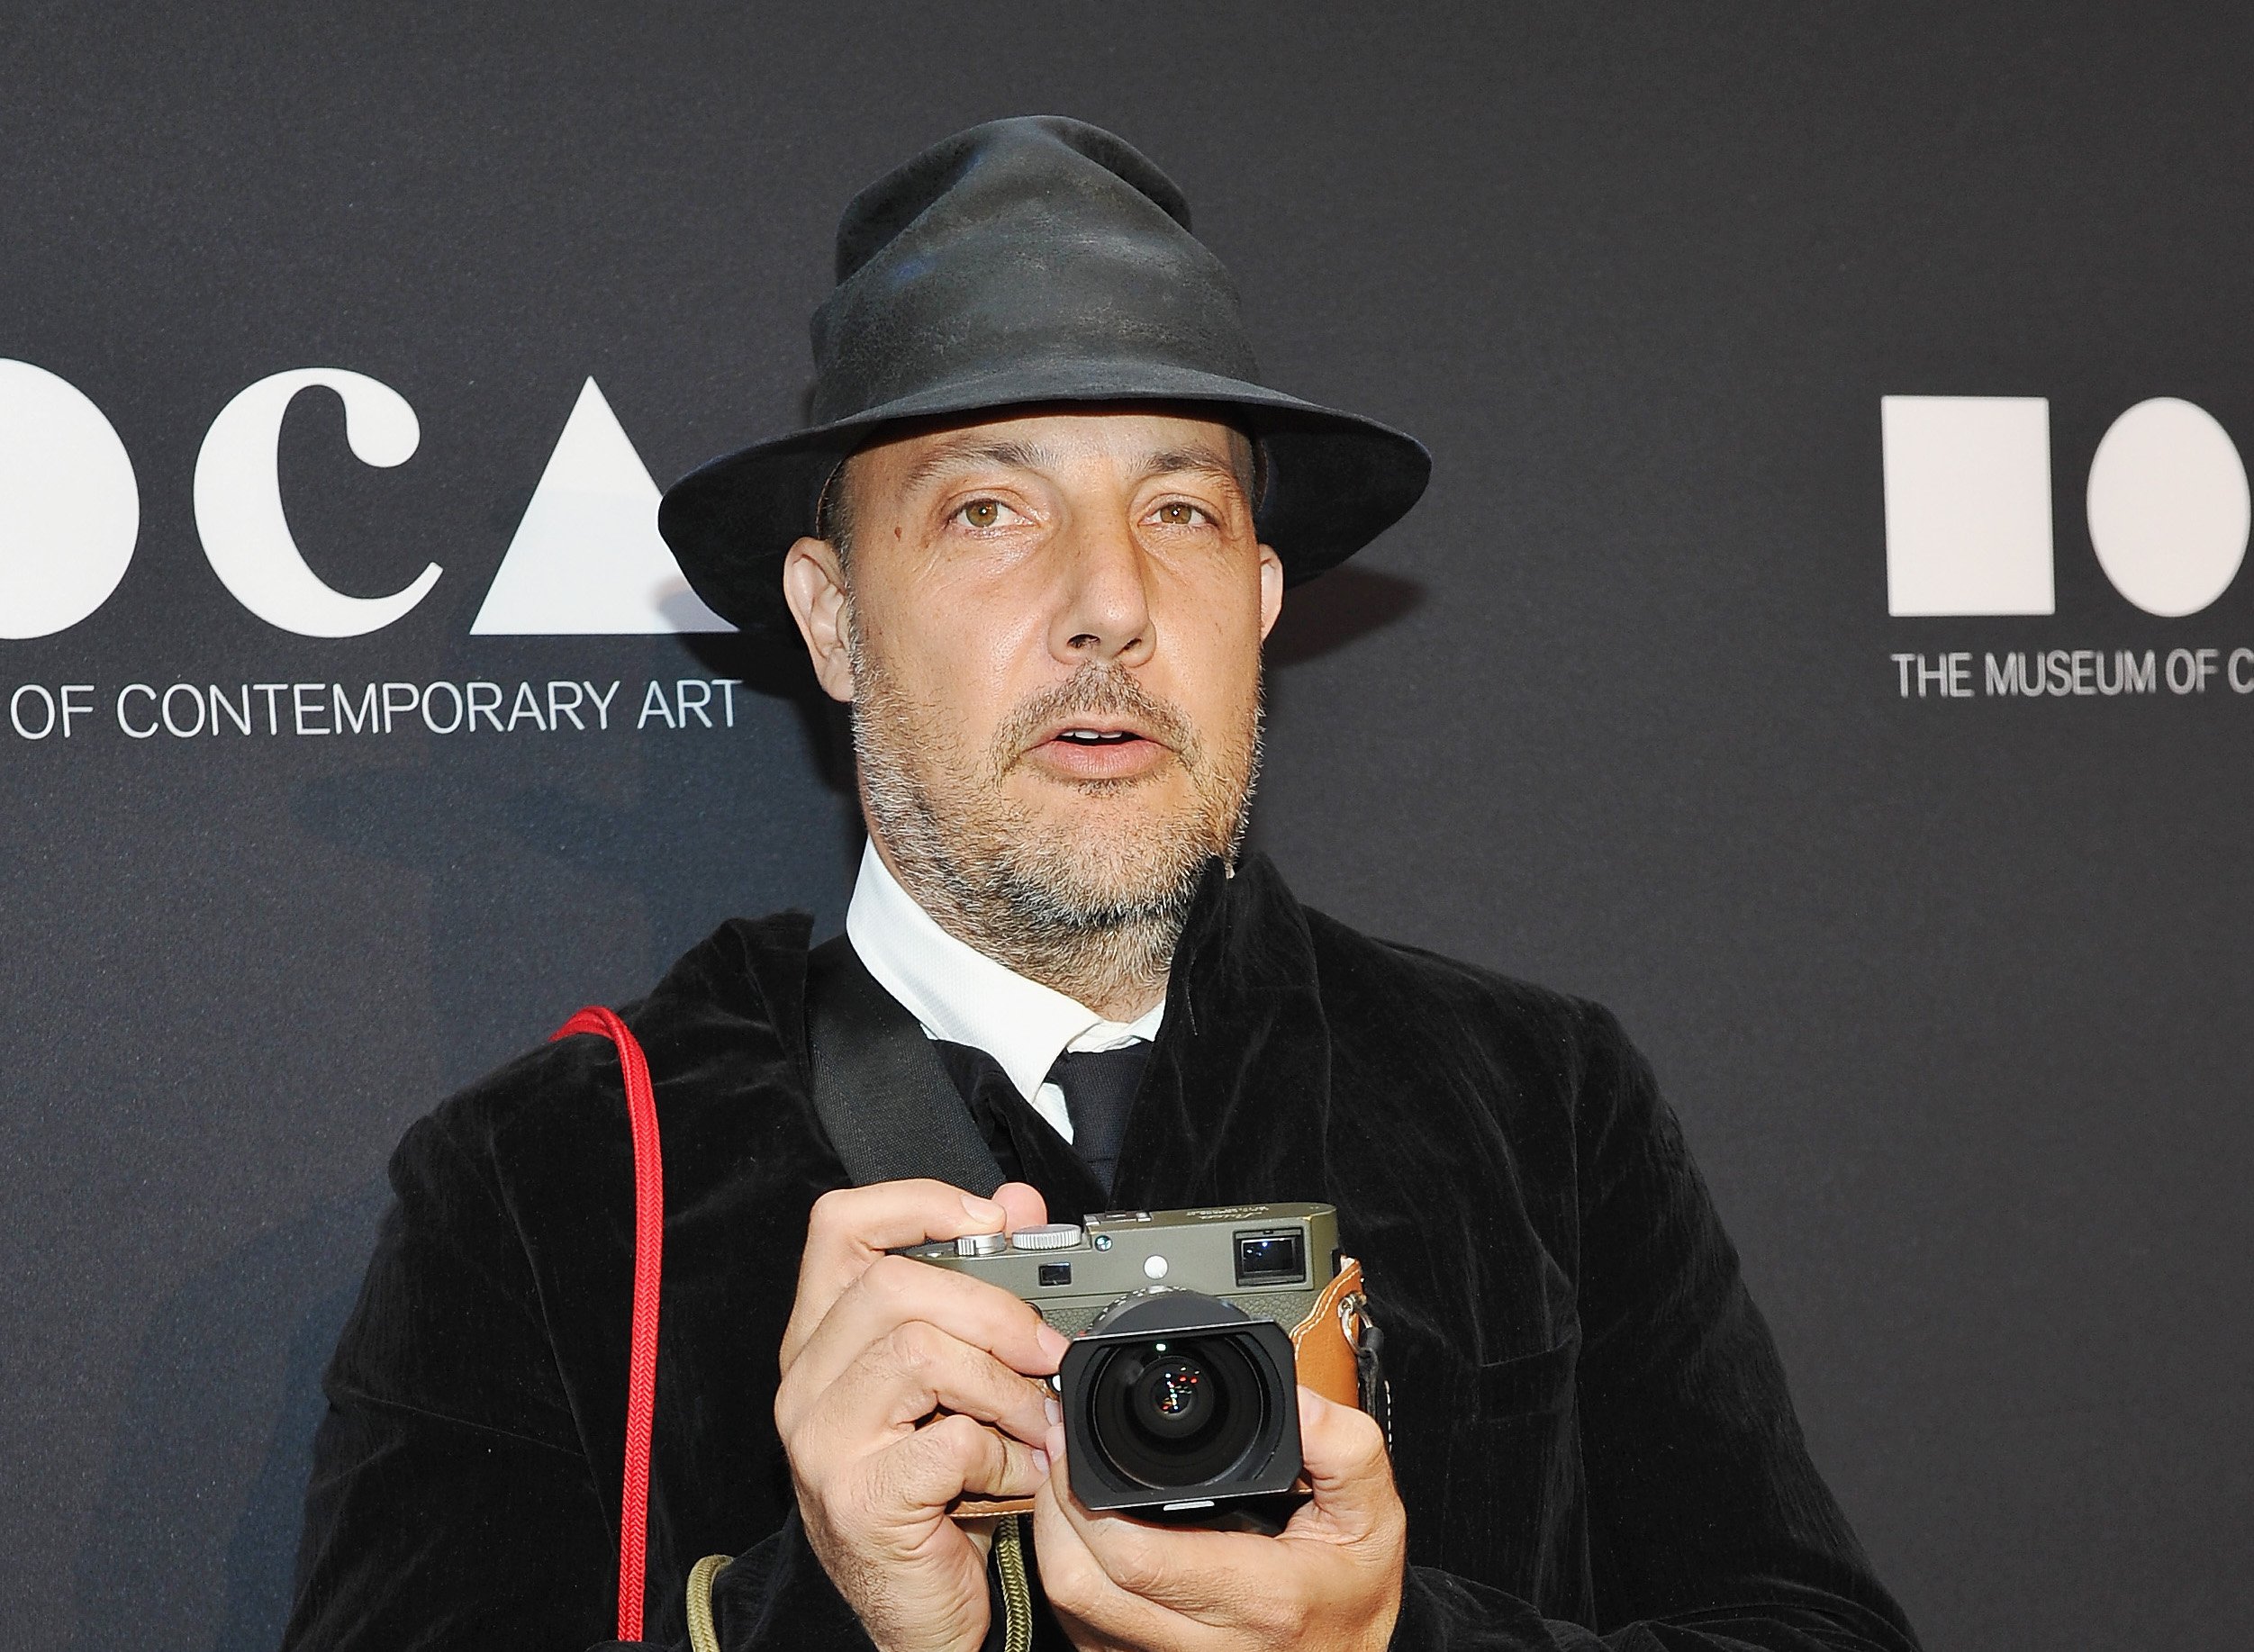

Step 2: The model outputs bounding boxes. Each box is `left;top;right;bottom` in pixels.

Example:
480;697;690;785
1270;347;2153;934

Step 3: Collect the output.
471;379;733;635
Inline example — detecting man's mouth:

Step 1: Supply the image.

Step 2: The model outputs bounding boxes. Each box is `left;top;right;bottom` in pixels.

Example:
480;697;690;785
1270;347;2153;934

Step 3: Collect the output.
1026;718;1170;780
1000;670;1191;781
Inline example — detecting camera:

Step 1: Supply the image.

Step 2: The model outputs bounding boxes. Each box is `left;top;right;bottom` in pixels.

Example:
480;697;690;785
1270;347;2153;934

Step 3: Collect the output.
901;1202;1374;1526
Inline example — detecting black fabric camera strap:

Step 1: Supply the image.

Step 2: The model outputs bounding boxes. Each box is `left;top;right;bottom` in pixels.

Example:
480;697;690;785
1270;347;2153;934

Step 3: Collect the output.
804;933;1009;1196
801;937;1035;1650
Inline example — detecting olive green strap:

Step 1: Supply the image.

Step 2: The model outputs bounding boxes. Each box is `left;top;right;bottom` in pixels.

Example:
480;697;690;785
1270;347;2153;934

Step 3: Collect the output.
685;1552;730;1652
993;1514;1033;1652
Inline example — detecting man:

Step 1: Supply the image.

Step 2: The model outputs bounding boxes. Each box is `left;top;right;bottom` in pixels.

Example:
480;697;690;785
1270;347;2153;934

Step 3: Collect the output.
283;117;1922;1652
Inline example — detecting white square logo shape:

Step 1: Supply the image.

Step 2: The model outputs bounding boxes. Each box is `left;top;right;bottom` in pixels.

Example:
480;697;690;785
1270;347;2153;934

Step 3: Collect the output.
1881;395;2056;617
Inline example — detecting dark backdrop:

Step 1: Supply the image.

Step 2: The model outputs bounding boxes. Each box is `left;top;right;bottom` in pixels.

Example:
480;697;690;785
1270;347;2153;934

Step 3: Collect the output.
6;5;2250;1649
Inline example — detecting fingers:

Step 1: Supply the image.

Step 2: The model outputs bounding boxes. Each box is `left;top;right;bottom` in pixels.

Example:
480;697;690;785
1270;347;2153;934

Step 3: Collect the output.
792;1314;1060;1460
1031;1470;1196;1649
1031;1399;1408;1650
769;1182;1056;1652
792;1416;1036;1652
876;1412;1052;1511
1031;1423;1280;1632
1292;1384;1398;1534
782;1251;1069;1418
781;1178;1048;1371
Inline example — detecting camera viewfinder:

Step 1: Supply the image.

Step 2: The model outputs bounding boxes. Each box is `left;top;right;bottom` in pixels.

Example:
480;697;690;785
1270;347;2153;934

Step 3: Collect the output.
1232;1229;1307;1286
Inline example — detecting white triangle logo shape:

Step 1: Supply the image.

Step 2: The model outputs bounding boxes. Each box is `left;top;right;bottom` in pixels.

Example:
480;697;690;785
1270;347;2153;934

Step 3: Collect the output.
470;378;735;635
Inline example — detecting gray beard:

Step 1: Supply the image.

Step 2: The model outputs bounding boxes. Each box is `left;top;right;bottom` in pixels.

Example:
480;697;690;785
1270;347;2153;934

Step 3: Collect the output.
847;626;1261;1014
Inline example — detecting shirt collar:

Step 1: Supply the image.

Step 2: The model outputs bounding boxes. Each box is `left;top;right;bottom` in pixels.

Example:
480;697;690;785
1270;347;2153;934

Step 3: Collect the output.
844;838;1165;1106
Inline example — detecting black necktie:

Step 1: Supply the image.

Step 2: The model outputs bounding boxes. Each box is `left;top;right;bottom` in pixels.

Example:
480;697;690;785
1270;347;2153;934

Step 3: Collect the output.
1045;1044;1149;1200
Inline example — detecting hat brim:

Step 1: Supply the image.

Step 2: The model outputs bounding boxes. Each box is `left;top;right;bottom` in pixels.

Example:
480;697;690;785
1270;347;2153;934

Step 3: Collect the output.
656;359;1431;640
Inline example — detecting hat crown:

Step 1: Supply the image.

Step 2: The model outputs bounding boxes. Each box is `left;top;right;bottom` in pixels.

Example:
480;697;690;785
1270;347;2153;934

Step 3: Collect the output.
832;115;1195;280
808;116;1259;426
655;114;1430;641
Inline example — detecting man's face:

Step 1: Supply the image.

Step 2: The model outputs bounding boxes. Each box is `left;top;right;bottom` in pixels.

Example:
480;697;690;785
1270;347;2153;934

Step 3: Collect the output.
783;408;1283;953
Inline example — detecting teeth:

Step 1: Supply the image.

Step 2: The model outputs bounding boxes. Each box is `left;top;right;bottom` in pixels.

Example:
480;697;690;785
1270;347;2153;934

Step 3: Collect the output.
1059;729;1134;743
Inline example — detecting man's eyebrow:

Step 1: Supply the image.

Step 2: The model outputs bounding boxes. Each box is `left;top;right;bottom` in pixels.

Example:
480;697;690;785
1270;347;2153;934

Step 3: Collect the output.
893;437;1252;496
897;438;1058;494
1137;448;1251;491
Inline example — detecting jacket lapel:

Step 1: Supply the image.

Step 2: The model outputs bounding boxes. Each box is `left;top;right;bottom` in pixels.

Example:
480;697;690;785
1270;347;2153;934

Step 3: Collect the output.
1110;852;1335;1210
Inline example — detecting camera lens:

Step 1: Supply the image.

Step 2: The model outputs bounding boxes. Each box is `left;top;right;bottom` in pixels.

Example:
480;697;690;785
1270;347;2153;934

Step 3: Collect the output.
1088;1335;1265;1490
1136;1358;1209;1437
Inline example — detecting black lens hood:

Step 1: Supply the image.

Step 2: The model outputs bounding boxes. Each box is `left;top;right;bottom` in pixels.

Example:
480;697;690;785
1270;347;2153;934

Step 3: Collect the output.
1056;1290;1303;1516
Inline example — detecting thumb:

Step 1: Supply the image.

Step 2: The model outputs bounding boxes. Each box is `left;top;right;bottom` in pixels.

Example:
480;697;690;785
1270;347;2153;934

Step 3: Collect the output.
1295;1384;1397;1533
991;1180;1049;1234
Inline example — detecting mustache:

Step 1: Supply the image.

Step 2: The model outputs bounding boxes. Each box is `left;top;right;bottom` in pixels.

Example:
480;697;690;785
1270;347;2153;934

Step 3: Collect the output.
991;663;1197;767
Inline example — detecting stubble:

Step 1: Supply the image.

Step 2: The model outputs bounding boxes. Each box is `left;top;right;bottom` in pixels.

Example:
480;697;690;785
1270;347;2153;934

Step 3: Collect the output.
847;621;1262;1015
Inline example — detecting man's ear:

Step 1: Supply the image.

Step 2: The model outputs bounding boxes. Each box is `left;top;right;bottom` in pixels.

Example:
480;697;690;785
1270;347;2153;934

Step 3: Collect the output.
782;537;856;701
1256;543;1285;641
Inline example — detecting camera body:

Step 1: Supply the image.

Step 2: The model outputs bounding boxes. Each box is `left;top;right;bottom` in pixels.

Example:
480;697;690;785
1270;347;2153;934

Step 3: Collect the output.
901;1202;1356;1523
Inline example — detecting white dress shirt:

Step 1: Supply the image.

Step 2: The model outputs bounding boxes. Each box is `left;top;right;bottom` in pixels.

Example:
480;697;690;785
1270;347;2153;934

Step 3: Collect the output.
843;838;1164;1144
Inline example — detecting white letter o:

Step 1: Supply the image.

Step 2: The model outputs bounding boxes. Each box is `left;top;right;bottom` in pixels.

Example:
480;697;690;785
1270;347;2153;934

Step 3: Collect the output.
0;360;140;639
2087;397;2249;618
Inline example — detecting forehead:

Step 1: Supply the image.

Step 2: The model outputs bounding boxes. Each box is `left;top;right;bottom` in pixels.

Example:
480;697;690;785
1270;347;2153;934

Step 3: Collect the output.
849;406;1254;495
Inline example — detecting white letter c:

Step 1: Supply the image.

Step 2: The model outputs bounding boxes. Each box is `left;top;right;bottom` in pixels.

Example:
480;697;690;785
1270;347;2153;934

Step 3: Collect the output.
193;367;439;636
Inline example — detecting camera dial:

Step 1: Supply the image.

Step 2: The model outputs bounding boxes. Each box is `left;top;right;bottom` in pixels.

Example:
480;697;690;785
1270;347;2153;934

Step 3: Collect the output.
1008;1223;1082;1250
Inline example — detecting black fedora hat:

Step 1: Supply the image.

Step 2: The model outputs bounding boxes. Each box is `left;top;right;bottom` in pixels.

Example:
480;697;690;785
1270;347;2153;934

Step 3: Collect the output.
657;115;1430;638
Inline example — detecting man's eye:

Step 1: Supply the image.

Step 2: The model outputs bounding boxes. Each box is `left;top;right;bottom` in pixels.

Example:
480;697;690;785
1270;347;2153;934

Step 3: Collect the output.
955;499;1018;529
1152;501;1209;527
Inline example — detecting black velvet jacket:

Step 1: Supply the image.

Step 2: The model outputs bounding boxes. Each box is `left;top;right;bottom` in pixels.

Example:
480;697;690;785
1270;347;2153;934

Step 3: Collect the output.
283;853;1921;1652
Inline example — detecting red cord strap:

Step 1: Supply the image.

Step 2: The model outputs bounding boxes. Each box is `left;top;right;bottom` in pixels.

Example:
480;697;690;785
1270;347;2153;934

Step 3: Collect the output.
551;1006;665;1645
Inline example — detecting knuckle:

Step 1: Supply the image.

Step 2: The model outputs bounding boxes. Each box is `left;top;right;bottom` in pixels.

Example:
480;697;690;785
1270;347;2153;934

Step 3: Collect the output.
1340;1408;1388;1464
774;1402;819;1466
780;1432;831;1501
883;1317;946;1375
874;1418;974;1510
806;1186;855;1236
927;1412;985;1456
774;1370;829;1439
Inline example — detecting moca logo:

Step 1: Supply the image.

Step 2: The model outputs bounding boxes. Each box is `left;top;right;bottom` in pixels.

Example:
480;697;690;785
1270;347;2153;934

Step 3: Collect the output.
0;359;732;641
1881;394;2250;618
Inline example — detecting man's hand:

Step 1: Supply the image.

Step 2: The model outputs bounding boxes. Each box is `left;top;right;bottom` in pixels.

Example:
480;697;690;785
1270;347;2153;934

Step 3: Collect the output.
775;1178;1068;1652
1032;1384;1407;1651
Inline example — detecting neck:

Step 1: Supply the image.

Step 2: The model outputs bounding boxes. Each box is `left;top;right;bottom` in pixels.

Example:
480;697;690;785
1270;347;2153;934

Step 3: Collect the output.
869;834;1180;1021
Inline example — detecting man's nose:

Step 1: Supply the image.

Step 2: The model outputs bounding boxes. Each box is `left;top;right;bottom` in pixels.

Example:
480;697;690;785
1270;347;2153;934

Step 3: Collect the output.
1048;510;1155;667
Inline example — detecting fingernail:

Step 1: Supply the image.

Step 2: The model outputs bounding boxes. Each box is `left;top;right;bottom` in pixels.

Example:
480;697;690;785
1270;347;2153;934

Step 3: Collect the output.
1032;1447;1050;1474
1038;1325;1071;1362
1046;1422;1065;1459
962;1194;1004;1226
1044;1396;1062;1427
